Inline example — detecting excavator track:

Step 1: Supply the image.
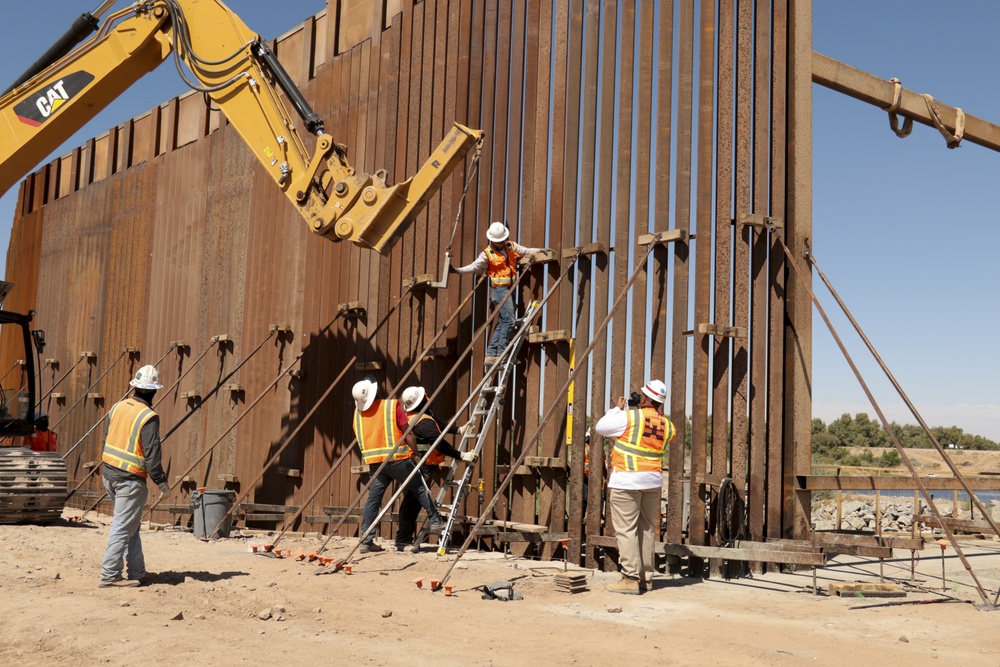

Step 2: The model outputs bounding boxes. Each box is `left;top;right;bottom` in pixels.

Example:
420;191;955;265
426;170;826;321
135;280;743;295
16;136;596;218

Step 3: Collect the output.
0;448;67;524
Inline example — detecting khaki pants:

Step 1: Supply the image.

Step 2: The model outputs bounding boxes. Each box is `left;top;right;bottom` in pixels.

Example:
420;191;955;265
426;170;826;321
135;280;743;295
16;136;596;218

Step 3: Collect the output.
608;486;660;582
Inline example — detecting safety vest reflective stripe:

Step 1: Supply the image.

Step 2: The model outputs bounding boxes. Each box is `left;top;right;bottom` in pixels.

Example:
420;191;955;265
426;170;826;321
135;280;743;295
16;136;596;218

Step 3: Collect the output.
102;398;155;477
355;399;409;464
414;414;446;466
611;408;671;473
485;244;520;287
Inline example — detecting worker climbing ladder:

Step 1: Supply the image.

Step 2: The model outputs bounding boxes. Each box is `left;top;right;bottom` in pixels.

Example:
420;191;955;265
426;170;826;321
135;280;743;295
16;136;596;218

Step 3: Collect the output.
423;299;542;555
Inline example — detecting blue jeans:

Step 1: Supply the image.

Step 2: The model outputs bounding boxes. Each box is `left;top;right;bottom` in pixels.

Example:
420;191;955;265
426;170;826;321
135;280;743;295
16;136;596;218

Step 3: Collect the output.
100;476;149;583
360;459;439;545
487;286;515;356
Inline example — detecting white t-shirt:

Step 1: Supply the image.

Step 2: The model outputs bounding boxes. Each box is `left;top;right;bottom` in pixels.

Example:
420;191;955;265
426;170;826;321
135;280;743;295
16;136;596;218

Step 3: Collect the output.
592;406;663;491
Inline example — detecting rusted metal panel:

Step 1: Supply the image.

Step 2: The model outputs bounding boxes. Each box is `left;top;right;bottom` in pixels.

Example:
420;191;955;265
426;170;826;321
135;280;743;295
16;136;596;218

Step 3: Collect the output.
690;0;717;560
586;0;616;569
748;0;773;545
784;0;812;542
338;0;374;55
651;0;677;544
574;0;600;568
712;0;734;501
766;0;788;542
176;91;206;148
610;2;634;401
729;0;753;505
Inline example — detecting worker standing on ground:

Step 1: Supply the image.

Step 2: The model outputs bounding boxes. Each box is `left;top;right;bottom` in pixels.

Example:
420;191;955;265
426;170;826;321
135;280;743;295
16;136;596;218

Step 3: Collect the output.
593;379;675;595
26;411;57;452
98;365;169;588
398;386;477;551
449;221;545;366
352;379;446;553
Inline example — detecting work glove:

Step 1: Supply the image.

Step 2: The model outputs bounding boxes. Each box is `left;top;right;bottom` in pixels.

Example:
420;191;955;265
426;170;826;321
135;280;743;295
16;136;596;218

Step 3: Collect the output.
461;451;478;463
457;420;472;435
158;482;171;496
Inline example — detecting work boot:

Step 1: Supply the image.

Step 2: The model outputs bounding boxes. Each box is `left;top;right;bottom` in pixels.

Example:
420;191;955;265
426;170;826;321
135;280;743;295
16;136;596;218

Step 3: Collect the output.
359;542;384;554
98;578;140;589
428;514;445;527
393;542;409;553
483;355;500;367
607;575;641;595
130;571;158;585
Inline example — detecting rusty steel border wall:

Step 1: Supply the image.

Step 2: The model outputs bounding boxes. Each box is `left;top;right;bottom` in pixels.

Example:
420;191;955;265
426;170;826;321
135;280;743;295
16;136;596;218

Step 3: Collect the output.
1;0;815;568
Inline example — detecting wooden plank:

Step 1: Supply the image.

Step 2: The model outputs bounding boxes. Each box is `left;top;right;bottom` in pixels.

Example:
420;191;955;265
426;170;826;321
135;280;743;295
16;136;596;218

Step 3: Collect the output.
495;531;570;543
662;542;825;566
914;515;998;533
797;475;1000;491
238;503;299;513
487;520;548;534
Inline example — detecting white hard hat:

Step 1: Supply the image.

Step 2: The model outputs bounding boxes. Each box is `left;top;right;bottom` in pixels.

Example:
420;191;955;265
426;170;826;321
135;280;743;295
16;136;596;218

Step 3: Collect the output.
401;386;426;413
486;221;509;243
641;379;667;403
352;379;377;411
130;365;163;390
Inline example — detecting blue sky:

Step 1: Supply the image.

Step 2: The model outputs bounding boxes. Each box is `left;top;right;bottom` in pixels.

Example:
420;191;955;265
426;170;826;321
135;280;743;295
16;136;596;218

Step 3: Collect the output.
811;1;1000;440
0;1;997;440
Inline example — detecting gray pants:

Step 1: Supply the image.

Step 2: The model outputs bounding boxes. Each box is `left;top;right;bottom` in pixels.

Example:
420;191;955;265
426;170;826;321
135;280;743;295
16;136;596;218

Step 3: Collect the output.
100;475;149;583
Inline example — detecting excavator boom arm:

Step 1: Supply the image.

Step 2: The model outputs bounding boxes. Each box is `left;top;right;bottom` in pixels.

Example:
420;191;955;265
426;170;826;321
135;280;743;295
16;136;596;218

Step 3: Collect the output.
0;0;483;254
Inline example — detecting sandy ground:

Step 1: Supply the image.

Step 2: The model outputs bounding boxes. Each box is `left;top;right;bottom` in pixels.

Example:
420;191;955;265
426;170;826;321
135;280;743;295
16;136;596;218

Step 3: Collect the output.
2;507;999;667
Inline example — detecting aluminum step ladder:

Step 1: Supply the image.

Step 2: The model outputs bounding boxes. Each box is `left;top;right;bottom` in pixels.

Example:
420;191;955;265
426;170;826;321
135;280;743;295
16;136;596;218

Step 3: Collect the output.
418;300;541;554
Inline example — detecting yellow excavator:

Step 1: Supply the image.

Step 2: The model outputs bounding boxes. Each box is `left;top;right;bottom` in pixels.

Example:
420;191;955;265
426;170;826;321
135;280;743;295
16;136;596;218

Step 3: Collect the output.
0;0;484;523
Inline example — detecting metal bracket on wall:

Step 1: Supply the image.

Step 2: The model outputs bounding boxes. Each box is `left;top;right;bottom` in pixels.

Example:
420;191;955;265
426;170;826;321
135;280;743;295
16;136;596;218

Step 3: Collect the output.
520;248;560;266
638;230;689;247
337;301;366;317
563;242;607;258
404;273;436;289
735;213;783;229
526;329;571;345
697;323;748;340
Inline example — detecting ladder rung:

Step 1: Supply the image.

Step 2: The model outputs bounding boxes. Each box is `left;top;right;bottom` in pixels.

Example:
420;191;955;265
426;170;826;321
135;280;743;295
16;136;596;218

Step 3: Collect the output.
472;409;487;416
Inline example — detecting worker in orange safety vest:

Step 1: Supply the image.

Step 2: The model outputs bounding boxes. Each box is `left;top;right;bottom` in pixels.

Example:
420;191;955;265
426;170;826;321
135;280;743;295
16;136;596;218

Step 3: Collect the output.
24;411;57;452
352;378;445;554
449;221;545;366
593;379;675;595
397;386;477;552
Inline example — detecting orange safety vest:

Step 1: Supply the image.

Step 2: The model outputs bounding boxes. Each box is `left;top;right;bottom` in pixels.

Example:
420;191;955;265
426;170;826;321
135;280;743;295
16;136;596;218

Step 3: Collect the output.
354;399;410;465
485;243;520;287
28;428;57;453
413;413;446;466
102;398;156;477
610;407;675;474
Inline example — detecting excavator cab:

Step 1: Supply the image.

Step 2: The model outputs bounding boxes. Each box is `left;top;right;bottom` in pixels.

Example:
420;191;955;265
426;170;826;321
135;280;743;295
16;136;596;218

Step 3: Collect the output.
0;293;35;439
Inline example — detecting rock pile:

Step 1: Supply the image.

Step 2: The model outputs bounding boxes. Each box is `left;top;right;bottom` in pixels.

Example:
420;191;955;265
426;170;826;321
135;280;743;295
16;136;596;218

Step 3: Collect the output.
811;497;1000;533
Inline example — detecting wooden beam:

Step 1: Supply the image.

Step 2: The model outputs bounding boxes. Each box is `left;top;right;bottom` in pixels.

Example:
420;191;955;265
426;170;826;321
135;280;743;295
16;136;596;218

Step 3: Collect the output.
798;475;1000;491
914;514;998;534
662;542;826;566
495;531;570;543
812;51;1000;153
